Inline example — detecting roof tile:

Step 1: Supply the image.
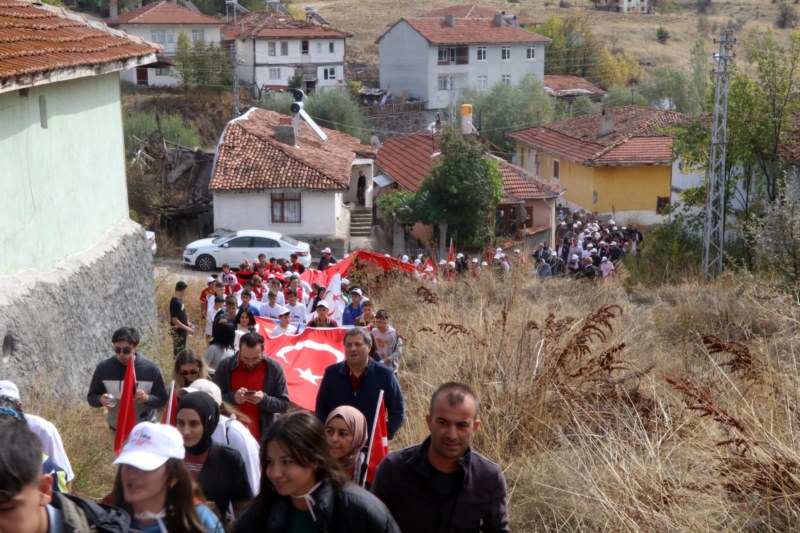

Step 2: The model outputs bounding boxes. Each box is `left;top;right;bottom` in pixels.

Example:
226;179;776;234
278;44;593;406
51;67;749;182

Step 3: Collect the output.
0;0;156;88
107;0;221;25
222;12;351;40
210;108;372;191
544;75;606;97
387;16;549;46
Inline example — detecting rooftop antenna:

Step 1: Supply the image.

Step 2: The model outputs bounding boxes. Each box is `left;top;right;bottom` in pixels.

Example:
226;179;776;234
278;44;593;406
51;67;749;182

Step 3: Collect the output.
291;89;328;142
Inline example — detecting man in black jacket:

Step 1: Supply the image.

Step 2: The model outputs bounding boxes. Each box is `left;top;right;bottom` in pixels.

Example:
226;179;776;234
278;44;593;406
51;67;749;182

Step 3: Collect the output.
0;419;134;533
87;327;167;430
372;382;510;532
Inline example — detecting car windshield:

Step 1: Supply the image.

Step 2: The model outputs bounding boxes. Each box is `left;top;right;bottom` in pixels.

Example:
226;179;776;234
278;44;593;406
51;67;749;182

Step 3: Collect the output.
280;234;299;246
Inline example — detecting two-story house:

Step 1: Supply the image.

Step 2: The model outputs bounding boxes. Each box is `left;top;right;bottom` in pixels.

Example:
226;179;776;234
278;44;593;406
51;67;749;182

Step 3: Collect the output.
223;12;352;94
377;5;550;111
107;0;222;87
595;0;650;13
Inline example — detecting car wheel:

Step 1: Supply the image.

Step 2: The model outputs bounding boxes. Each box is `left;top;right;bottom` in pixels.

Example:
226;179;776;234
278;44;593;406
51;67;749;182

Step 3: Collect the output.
196;254;216;271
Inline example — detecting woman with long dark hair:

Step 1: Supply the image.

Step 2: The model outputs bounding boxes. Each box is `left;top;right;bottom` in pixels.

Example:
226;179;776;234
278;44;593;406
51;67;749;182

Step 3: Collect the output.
233;410;399;532
233;309;256;351
173;349;210;389
177;393;253;524
110;422;222;532
204;321;235;373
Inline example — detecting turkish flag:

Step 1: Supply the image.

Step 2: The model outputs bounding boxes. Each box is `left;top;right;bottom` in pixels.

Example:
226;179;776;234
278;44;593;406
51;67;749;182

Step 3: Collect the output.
448;238;455;263
263;328;347;410
114;359;137;455
365;392;389;485
424;257;438;273
322;274;346;324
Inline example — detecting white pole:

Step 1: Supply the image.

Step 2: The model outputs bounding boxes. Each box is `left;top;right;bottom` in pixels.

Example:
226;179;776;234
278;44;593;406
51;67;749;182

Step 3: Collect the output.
362;389;385;487
165;380;176;424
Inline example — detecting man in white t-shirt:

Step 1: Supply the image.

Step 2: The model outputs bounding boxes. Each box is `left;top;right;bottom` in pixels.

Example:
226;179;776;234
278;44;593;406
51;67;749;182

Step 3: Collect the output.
205;295;224;341
260;292;285;319
270;307;298;338
0;381;74;484
285;289;307;324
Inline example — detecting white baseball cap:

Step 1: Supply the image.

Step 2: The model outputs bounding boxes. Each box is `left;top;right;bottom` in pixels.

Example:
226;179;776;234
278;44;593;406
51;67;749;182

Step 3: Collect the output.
322;247;332;254
113;422;185;471
317;300;330;309
350;288;363;296
206;276;215;284
0;380;20;401
456;253;464;259
424;265;434;272
277;306;291;316
341;278;350;285
471;258;478;263
179;379;222;406
401;255;409;262
438;259;446;265
414;259;422;265
481;261;488;266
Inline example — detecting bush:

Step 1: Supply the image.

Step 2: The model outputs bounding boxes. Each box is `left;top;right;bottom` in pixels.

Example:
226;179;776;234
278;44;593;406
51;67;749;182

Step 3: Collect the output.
123;111;202;154
777;3;798;29
697;0;712;14
260;89;365;140
558;0;571;7
624;220;703;285
656;26;670;44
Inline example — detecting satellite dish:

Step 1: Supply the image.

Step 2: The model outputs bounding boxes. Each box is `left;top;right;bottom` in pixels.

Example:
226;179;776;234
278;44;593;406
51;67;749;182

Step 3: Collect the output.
290;99;327;142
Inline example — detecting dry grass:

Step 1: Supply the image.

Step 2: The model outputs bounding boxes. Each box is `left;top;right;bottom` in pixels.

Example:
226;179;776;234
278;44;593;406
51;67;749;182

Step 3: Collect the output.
316;0;790;75
23;267;800;530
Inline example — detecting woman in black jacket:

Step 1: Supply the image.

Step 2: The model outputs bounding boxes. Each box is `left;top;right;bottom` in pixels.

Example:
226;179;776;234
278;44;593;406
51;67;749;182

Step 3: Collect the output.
233;410;400;533
177;393;253;523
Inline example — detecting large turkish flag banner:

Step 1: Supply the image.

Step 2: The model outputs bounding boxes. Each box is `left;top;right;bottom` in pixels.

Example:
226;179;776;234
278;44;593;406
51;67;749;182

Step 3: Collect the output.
263;327;347;410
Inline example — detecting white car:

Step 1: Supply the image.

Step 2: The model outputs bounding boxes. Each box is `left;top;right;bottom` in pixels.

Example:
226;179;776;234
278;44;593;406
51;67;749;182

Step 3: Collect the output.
183;229;312;271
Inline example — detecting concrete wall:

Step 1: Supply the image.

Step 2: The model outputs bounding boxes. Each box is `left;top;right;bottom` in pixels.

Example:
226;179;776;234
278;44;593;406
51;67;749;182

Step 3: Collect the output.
0;219;157;399
212;189;347;238
1;73;130;275
378;22;430;103
243;36;347;90
594;165;671;213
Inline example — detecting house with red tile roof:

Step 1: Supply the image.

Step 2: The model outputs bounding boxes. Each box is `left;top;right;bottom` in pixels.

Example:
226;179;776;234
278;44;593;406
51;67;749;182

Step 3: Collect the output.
374;132;564;247
106;0;223;87
377;5;549;111
544;75;606;103
507;105;700;224
222;11;351;95
1;0;158;389
209;108;374;248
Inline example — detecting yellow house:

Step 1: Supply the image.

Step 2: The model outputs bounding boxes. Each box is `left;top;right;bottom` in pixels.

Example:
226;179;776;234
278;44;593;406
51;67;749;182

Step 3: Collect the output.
507;105;689;225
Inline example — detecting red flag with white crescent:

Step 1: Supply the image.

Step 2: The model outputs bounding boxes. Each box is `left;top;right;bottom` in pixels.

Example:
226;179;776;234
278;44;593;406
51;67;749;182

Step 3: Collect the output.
114;359;137;455
263;327;347;410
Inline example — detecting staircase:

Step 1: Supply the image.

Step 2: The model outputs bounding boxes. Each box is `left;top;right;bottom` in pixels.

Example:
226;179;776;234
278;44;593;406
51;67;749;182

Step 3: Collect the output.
349;208;372;237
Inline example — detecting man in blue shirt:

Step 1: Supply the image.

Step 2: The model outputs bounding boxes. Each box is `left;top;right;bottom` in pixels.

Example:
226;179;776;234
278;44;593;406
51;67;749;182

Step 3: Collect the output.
341;288;365;326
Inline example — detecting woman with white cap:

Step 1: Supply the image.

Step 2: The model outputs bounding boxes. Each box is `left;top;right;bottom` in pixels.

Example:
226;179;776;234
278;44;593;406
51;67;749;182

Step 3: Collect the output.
109;421;223;532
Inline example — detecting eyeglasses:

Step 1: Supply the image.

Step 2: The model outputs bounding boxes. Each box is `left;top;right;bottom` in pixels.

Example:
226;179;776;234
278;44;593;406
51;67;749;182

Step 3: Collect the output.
180;369;199;376
114;347;133;355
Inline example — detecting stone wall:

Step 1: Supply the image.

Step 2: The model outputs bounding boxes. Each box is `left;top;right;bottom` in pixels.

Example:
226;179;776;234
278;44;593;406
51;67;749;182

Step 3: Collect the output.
363;111;432;141
0;219;157;400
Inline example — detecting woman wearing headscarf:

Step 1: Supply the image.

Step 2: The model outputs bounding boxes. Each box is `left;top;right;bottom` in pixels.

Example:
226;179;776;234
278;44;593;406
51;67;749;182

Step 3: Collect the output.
177;392;253;524
324;406;368;484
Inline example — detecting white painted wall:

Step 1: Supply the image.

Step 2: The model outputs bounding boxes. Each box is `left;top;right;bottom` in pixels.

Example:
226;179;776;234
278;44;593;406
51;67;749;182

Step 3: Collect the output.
213;190;347;238
117;23;222;87
378;22;431;103
0;73;131;276
238;36;346;90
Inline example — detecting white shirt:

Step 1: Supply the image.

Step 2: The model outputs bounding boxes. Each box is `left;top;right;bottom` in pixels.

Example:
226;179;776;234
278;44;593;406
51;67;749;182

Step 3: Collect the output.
286;302;307;324
212;415;261;495
260;302;284;319
270;324;298;338
25;414;74;482
205;306;222;336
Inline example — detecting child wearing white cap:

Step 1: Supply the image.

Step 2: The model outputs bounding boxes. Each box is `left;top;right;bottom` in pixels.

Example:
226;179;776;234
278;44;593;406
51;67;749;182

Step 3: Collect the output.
110;422;223;532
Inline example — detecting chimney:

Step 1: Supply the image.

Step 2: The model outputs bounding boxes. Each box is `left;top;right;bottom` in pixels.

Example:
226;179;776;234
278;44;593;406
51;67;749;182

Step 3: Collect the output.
598;108;614;137
461;103;473;135
493;13;503;26
109;0;118;19
444;14;455;27
274;116;296;146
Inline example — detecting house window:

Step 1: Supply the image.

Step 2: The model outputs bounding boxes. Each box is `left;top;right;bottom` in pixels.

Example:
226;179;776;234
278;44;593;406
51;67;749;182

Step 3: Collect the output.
477;46;487;61
477;76;487;90
501;74;511;86
501;46;511;60
280;41;288;55
268;42;276;56
150;30;166;44
155;67;170;76
553;160;560;179
438;47;450;65
302;40;309;54
657;196;671;213
269;68;281;80
438;46;468;65
437;75;450;91
329;42;334;53
271;192;301;223
323;67;336;80
526;45;535;59
191;29;205;42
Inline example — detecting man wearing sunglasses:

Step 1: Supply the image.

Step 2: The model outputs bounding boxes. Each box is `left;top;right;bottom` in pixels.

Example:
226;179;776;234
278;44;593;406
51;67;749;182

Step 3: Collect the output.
86;327;167;431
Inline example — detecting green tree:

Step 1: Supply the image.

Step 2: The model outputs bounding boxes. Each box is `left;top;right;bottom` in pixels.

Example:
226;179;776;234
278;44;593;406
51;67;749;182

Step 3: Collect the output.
459;75;554;157
640;67;704;114
529;14;600;77
174;32;193;91
567;95;600;117
259;89;365;140
414;129;503;247
174;33;231;92
601;85;648;108
591;48;643;88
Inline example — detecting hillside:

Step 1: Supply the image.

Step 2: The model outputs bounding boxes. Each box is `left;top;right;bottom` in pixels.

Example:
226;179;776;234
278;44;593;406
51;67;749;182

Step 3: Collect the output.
315;0;791;75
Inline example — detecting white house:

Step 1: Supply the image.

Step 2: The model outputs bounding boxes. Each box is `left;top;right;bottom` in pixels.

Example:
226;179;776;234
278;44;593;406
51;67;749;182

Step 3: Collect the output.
377;5;550;110
0;0;158;394
107;0;223;87
223;12;351;95
209;108;374;251
595;0;650;13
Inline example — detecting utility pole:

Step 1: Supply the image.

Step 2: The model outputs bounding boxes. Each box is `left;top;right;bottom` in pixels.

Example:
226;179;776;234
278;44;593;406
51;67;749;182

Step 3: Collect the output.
231;40;240;117
702;29;735;280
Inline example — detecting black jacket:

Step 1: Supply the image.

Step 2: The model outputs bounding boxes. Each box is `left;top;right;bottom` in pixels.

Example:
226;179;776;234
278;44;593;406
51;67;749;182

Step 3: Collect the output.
233;482;400;533
371;437;510;533
50;491;133;533
212;354;289;436
198;443;254;522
